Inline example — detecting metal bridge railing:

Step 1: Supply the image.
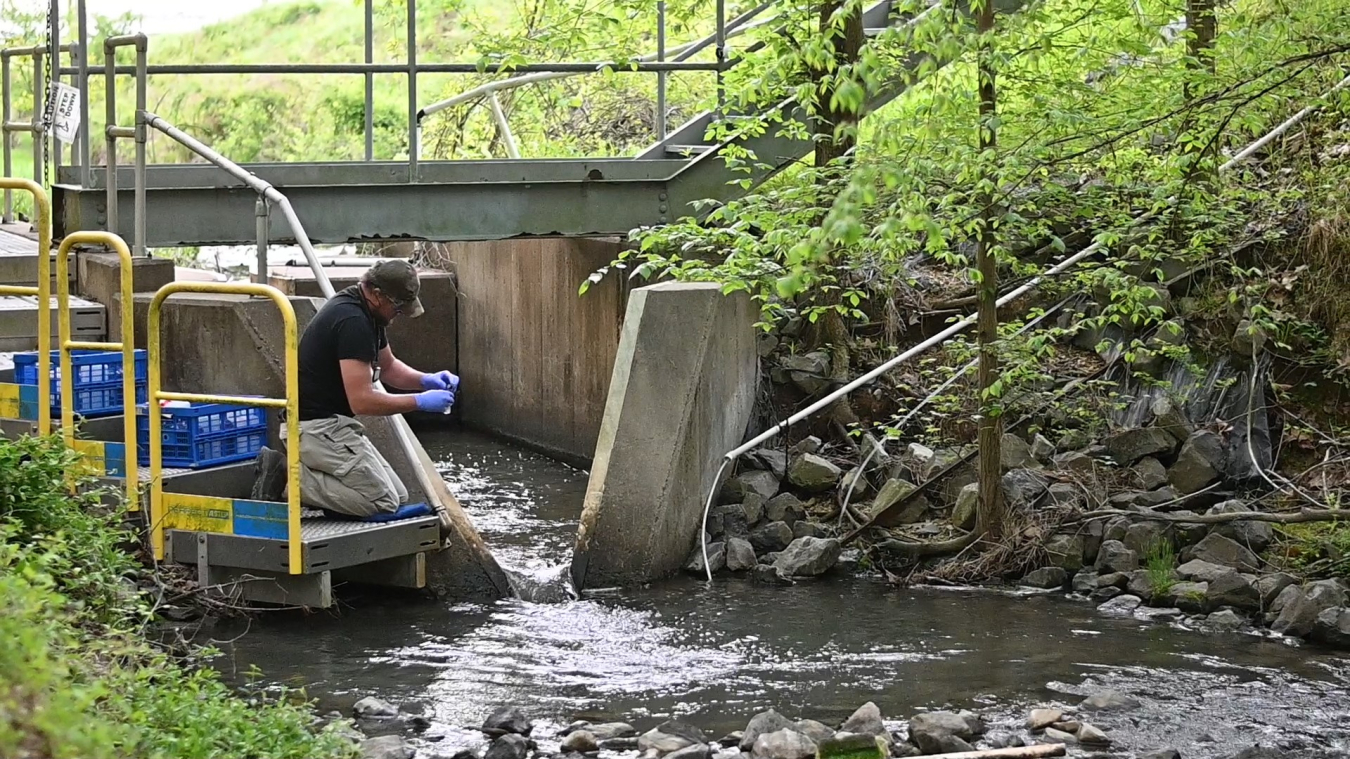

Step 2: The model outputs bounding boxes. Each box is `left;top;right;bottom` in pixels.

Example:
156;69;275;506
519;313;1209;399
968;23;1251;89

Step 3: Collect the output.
146;281;302;573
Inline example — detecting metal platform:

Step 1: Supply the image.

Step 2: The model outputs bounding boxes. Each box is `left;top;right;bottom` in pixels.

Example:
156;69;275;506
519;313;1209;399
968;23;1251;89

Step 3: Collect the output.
0;226;74;290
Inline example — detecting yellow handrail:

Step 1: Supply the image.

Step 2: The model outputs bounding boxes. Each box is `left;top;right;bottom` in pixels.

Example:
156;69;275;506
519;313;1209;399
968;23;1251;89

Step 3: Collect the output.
55;232;138;508
0;178;51;434
147;282;302;574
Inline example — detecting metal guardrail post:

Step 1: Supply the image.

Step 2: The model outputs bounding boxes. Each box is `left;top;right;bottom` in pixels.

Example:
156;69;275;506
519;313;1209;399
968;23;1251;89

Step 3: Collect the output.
2;56;10;222
715;0;726;114
657;1;667;141
55;231;138;508
77;0;91;190
147;281;301;573
364;0;375;161
104;34;146;253
33;47;43;196
0;178;52;435
255;196;270;284
407;0;418;180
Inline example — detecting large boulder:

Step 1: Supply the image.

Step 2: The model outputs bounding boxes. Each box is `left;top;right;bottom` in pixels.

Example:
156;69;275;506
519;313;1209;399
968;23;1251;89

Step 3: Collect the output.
1176;559;1230;583
740;710;795;752
839;702;885;737
749;522;795;555
1272;580;1349;638
685;542;726;575
1167;430;1225;494
788;454;843;492
726;538;758;572
1207;501;1274;553
1123;521;1173;557
1095;540;1139;574
1022;567;1068;589
361;736;414;759
1206;570;1261;611
1080;690;1141;712
951;483;979;530
816;735;886;759
484;735;531;759
640;721;707;756
1133;457;1168;490
1105;427;1177;466
722;470;782;504
483;706;534;737
354;697;399;719
1003;468;1050;507
793;720;835;744
907;712;974;754
1311;607;1350;648
1001;433;1038;471
563;731;601;753
751;730;816;759
1255;573;1298;606
1190;533;1261;573
1167;581;1210;612
774;537;842;577
1045;533;1086;571
764;494;806;526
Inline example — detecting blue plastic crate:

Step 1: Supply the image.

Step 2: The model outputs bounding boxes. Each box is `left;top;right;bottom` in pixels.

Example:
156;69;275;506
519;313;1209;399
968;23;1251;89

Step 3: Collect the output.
136;401;268;469
14;349;148;417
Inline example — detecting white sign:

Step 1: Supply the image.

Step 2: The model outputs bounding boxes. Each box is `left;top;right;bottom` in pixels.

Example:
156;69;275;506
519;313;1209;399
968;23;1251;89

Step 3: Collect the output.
45;83;81;145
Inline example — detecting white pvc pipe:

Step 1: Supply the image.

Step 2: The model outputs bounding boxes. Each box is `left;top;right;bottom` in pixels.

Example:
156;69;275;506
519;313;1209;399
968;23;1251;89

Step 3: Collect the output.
1221;71;1350;171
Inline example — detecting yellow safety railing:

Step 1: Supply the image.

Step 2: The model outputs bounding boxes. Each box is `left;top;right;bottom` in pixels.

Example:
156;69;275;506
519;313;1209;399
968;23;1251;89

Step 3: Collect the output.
0;178;51;435
55;232;139;507
147;282;302;574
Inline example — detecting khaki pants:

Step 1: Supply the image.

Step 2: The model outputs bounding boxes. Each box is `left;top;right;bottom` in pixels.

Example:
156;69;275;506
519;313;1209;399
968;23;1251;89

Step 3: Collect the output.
280;415;407;517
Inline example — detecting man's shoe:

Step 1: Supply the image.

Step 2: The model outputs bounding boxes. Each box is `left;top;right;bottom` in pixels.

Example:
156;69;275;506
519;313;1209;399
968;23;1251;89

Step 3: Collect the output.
250;447;287;501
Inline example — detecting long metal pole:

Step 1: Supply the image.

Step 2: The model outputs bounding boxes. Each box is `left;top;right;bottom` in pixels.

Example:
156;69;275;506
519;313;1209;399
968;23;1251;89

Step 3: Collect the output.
31;49;42;195
103;42;116;233
49;0;59;182
133;44;146;256
715;0;726;113
2;56;11;222
657;1;667;140
407;0;418;180
77;0;90;189
364;0;374;161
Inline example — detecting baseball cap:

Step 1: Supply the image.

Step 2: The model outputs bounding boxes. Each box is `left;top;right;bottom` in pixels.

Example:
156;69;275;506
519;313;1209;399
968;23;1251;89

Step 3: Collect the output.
365;259;425;318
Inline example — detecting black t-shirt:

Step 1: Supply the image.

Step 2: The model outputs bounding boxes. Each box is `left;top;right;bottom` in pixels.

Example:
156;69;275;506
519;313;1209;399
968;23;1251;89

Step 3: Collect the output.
298;285;388;421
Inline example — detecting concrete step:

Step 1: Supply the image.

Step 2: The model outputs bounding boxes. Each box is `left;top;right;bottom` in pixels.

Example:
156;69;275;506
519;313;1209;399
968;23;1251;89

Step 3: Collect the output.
0;294;106;351
0;231;75;290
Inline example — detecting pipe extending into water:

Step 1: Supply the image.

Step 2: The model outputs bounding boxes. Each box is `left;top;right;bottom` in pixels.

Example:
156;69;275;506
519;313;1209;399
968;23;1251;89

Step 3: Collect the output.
698;66;1350;578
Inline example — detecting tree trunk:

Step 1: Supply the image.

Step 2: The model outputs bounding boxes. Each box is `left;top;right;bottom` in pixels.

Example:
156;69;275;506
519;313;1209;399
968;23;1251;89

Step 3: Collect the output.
974;0;1005;540
1182;0;1217;182
811;0;866;429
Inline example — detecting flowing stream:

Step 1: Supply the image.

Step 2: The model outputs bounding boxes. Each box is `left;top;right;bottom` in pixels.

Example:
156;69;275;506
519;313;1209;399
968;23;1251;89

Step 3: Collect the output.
212;430;1350;758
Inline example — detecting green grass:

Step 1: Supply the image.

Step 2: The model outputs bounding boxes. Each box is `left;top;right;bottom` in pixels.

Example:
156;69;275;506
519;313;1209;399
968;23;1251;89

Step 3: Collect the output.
0;433;359;759
1143;538;1178;599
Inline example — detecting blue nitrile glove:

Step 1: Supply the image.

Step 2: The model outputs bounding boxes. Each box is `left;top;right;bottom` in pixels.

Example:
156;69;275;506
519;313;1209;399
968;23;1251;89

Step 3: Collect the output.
420;370;461;392
414;389;455;413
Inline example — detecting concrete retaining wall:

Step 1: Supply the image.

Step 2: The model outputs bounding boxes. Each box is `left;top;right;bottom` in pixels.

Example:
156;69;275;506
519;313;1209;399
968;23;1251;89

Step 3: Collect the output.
427;237;633;466
571;282;759;590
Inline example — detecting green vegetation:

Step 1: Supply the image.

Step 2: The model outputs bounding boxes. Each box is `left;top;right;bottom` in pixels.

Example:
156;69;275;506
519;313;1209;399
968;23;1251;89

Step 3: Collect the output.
1143;538;1178;599
0;433;357;759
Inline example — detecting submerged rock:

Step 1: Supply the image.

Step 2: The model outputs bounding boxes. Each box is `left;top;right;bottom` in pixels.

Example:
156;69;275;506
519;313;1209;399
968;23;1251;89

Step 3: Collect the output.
1077;723;1110;745
665;744;711;759
483;707;534;737
788;454;843;492
1043;727;1077;744
1080;689;1141;712
589;723;638;741
1097;594;1143;616
361;736;415;759
354;697;399;719
562;731;600;753
485;734;531;759
1206;609;1247;632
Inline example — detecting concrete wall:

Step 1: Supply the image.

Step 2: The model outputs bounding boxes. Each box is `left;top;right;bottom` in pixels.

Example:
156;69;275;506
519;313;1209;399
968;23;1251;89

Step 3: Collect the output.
571;282;759;590
427;237;633;466
77;251;176;349
268;265;459;378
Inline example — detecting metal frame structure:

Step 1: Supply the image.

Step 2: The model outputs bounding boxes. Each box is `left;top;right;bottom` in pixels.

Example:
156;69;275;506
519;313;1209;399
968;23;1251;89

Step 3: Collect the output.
146;281;302;572
0;178;51;434
54;230;137;506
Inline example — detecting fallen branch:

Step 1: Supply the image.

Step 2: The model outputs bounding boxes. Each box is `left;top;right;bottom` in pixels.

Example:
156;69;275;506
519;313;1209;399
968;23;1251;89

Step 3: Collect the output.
877;529;980;558
1068;507;1346;525
910;744;1066;759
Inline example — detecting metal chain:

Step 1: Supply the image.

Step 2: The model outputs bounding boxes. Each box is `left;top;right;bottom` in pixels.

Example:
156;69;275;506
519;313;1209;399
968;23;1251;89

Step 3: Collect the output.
41;0;53;189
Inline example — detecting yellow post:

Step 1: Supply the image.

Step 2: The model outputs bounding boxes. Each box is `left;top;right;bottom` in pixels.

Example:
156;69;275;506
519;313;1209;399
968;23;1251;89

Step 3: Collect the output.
147;282;301;573
55;232;139;508
0;178;52;434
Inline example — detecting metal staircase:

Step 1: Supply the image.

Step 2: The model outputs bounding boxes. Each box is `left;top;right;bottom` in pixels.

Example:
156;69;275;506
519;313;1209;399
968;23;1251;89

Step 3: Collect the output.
5;0;982;248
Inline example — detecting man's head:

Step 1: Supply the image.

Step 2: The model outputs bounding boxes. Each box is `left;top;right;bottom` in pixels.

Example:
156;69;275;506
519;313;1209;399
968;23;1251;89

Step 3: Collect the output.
360;259;426;324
